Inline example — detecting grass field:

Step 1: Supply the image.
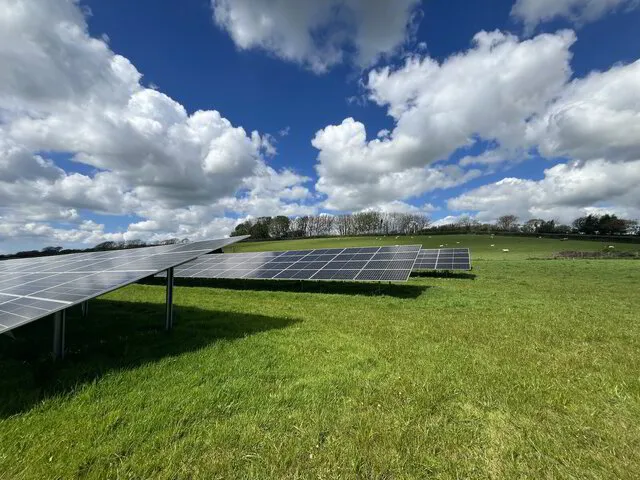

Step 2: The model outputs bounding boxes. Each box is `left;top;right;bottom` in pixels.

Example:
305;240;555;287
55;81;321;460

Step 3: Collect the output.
1;234;639;479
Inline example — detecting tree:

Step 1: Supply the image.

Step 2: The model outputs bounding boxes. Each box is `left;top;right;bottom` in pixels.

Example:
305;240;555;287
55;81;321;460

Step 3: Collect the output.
158;238;180;245
626;219;639;235
231;221;251;237
538;220;557;233
573;214;601;234
291;216;310;237
94;241;118;251
249;217;271;239
41;246;63;254
522;219;543;233
125;239;145;248
269;215;290;238
457;215;480;232
598;214;627;235
496;214;518;231
335;214;354;236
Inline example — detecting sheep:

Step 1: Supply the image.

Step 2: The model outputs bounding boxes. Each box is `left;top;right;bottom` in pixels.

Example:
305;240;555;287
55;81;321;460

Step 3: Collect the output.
608;245;615;249
490;244;495;247
439;244;444;247
502;248;510;252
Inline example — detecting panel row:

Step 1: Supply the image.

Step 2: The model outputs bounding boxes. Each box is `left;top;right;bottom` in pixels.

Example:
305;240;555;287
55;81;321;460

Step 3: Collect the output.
0;236;245;334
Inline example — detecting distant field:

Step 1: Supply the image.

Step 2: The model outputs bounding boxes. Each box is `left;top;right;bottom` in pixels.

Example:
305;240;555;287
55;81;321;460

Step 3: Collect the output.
1;234;639;479
226;233;640;260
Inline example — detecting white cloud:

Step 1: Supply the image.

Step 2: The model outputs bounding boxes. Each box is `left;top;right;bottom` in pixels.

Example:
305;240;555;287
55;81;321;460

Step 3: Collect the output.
431;214;474;227
512;0;640;33
448;159;640;223
527;59;640;162
278;126;290;137
312;30;575;210
211;0;421;73
361;200;436;215
0;0;316;250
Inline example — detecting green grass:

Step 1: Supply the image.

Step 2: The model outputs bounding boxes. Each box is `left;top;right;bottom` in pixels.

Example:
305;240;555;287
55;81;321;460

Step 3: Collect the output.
1;234;639;479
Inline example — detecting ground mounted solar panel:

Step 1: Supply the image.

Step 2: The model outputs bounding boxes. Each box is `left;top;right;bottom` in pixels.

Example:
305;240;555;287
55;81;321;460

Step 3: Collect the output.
412;248;471;271
0;235;248;358
165;245;423;283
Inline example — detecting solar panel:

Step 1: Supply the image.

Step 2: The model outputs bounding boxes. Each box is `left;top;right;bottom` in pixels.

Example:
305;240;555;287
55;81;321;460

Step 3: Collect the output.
0;236;247;336
412;248;471;271
165;245;422;283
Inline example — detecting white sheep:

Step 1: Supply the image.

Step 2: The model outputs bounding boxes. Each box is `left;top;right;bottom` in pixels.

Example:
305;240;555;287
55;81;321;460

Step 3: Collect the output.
502;248;510;252
490;244;495;247
439;244;444;247
608;245;615;249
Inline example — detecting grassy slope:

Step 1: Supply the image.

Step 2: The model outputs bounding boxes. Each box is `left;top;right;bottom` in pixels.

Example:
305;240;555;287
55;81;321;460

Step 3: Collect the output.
225;233;639;260
1;235;639;479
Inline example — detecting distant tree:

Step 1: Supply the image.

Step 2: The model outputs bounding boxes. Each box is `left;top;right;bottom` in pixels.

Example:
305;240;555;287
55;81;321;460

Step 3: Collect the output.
598;214;627;235
158;238;180;245
269;215;290;238
353;211;382;234
522;219;543;233
538;220;557;234
14;250;41;258
231;221;252;237
496;214;518;231
335;214;354;236
315;214;335;236
125;239;145;248
41;246;63;254
456;215;480;232
249;217;271;239
94;241;118;251
626;219;639;235
573;214;600;234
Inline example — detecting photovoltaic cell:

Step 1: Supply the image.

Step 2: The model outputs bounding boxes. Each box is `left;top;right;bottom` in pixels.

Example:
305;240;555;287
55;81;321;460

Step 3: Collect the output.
0;236;248;334
166;245;422;283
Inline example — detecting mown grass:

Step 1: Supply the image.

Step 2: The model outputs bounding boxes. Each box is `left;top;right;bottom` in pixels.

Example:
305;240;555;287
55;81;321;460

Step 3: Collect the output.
1;235;639;479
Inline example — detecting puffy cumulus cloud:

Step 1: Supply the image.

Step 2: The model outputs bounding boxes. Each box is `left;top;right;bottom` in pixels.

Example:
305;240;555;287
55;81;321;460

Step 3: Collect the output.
512;0;640;33
313;30;575;210
0;0;312;249
7;79;267;209
527;59;640;162
211;0;421;73
361;200;437;215
0;217;125;250
447;159;640;223
0;0;140;113
0;133;64;182
431;214;475;227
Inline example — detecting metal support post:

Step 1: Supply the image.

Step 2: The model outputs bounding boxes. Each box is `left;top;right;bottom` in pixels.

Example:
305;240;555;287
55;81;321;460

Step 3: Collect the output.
81;301;89;318
165;267;174;330
53;309;66;360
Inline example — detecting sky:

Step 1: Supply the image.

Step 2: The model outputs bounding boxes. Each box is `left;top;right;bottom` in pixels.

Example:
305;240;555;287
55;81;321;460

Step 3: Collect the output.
1;0;639;253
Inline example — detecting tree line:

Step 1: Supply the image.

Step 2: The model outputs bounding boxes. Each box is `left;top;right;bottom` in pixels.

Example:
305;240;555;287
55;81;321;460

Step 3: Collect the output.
231;212;433;239
232;211;639;240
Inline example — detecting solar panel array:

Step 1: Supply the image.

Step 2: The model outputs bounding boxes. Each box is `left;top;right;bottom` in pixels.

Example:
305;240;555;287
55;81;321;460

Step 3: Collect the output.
166;245;422;282
413;248;471;270
0;236;246;334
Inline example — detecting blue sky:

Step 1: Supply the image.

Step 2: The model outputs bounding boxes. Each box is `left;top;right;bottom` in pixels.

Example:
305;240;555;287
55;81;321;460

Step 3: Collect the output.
1;0;639;253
